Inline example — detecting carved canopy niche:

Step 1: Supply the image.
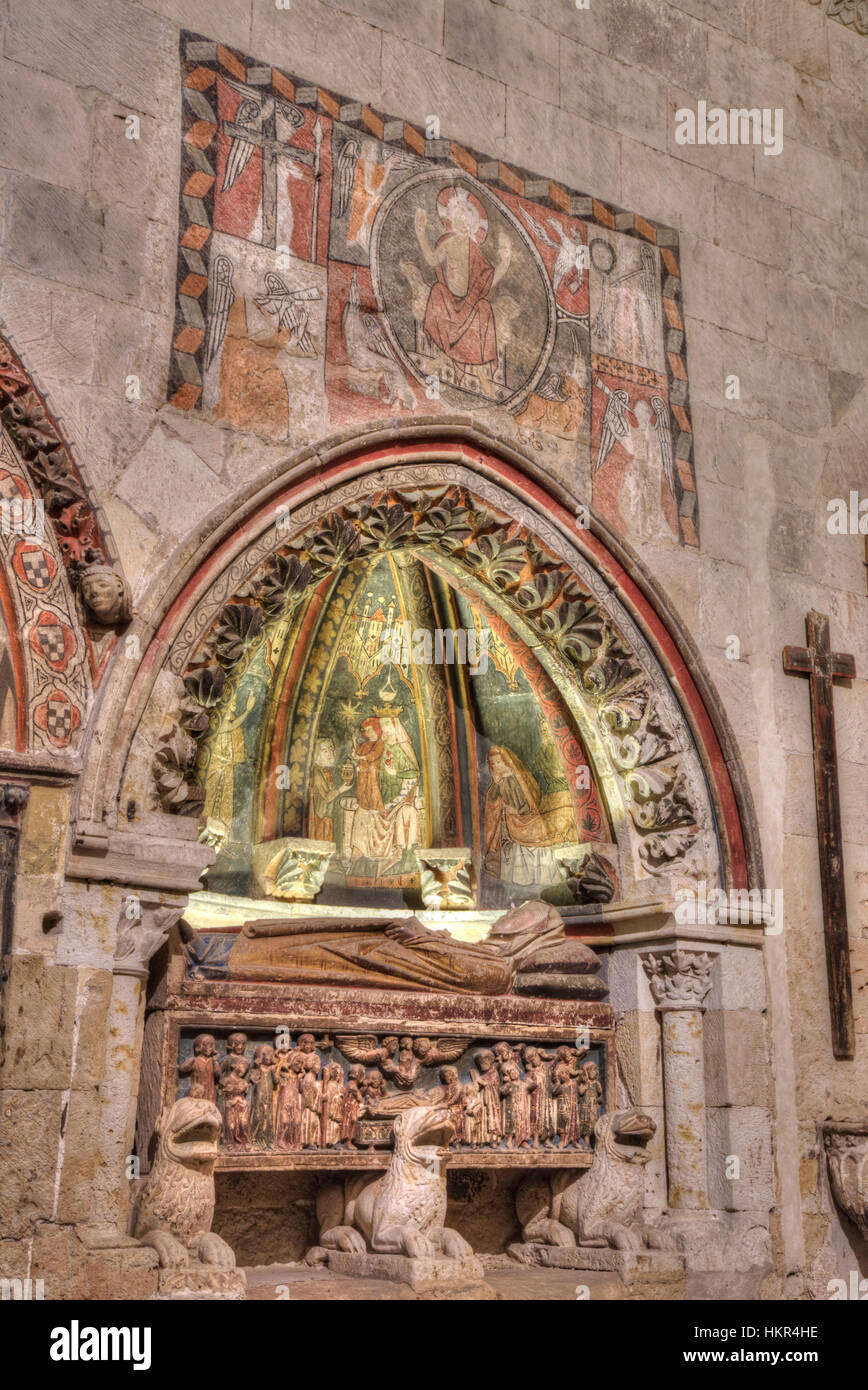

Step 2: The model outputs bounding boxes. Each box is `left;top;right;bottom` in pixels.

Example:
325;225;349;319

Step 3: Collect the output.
115;437;757;1181
125;444;751;919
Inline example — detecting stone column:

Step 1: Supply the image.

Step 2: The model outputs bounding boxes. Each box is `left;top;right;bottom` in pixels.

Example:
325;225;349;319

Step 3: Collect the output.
642;949;714;1211
91;900;183;1236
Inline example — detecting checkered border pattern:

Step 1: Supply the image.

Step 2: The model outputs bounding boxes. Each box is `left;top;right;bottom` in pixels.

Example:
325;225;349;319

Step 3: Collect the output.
0;327;124;683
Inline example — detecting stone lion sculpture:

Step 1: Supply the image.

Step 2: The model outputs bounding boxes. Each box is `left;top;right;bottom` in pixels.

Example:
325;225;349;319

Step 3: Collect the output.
512;1108;676;1255
133;1096;237;1270
308;1102;473;1261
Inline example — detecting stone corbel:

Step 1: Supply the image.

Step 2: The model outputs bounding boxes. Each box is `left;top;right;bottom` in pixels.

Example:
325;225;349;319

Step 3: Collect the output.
255;837;337;902
415;848;475;910
113;903;183;979
822;1121;868;1238
0;782;30;825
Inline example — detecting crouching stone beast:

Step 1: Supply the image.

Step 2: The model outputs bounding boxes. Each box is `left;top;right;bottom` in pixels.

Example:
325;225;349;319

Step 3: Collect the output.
512;1109;676;1255
133;1096;237;1271
308;1102;473;1260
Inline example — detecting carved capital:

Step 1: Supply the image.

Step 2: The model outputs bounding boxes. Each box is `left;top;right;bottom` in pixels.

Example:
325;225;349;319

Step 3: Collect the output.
114;904;182;978
642;949;713;1011
256;837;336;903
823;1122;868;1237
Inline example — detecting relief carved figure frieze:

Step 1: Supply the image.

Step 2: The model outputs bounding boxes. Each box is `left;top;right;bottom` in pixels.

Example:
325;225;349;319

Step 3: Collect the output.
176;1022;608;1157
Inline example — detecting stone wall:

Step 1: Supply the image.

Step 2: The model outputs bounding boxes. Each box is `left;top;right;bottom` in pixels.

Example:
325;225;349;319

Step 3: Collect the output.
0;0;865;1298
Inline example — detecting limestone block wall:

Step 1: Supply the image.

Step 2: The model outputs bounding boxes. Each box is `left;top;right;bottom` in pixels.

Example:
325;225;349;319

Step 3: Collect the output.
0;0;865;1297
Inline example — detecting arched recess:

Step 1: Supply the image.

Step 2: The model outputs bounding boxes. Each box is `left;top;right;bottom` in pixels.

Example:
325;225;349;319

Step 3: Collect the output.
91;434;760;913
0;328;129;766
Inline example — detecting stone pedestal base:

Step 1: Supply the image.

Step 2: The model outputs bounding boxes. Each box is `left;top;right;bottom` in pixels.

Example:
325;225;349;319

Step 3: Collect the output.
153;1267;247;1299
657;1209;772;1274
657;1208;722;1260
507;1242;685;1283
327;1250;490;1295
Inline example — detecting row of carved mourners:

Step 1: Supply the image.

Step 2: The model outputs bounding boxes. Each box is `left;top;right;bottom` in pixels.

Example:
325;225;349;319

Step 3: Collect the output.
176;1029;606;1154
154;486;699;875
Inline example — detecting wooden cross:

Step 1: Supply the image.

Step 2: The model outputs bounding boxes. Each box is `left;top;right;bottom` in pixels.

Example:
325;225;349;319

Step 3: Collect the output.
783;611;856;1059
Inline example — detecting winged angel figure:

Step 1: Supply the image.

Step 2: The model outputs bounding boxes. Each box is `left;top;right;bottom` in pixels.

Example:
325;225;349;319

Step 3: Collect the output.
220;78;305;192
337;1035;467;1091
519;206;587;296
255;271;321;355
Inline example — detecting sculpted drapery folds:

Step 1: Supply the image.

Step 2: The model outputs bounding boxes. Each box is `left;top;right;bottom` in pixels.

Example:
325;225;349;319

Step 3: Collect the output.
228;898;566;994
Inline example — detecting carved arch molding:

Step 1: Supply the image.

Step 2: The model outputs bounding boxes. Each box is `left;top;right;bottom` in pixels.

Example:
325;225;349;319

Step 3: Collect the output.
121;443;755;904
0;330;128;760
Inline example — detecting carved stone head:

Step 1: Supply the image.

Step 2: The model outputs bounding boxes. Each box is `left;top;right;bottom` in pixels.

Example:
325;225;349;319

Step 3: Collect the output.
79;560;132;626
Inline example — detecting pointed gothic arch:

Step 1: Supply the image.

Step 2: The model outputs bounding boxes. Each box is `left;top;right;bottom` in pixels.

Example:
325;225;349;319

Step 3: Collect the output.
84;432;760;909
0;328;130;765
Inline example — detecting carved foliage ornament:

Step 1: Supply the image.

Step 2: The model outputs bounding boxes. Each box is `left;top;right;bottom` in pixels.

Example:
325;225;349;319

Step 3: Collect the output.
642;949;714;1010
152;483;706;883
114;905;181;977
0;334;129;652
809;0;868;36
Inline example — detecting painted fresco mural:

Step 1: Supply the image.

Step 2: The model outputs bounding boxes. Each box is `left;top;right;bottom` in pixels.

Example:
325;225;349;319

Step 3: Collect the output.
157;470;720;909
0;617;19;748
195;546;614;911
171;34;698;548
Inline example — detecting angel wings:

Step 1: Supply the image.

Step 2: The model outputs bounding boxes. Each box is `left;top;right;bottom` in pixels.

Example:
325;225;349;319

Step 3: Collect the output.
335;1035;465;1092
593;377;675;500
336;1034;466;1070
220;77;306;194
518;206;587;295
255;271;321;354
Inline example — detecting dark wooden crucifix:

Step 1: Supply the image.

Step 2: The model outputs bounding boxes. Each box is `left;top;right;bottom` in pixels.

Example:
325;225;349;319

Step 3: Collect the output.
783;611;856;1059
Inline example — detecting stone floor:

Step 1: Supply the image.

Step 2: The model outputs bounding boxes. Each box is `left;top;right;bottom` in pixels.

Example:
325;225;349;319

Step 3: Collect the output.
243;1259;679;1300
